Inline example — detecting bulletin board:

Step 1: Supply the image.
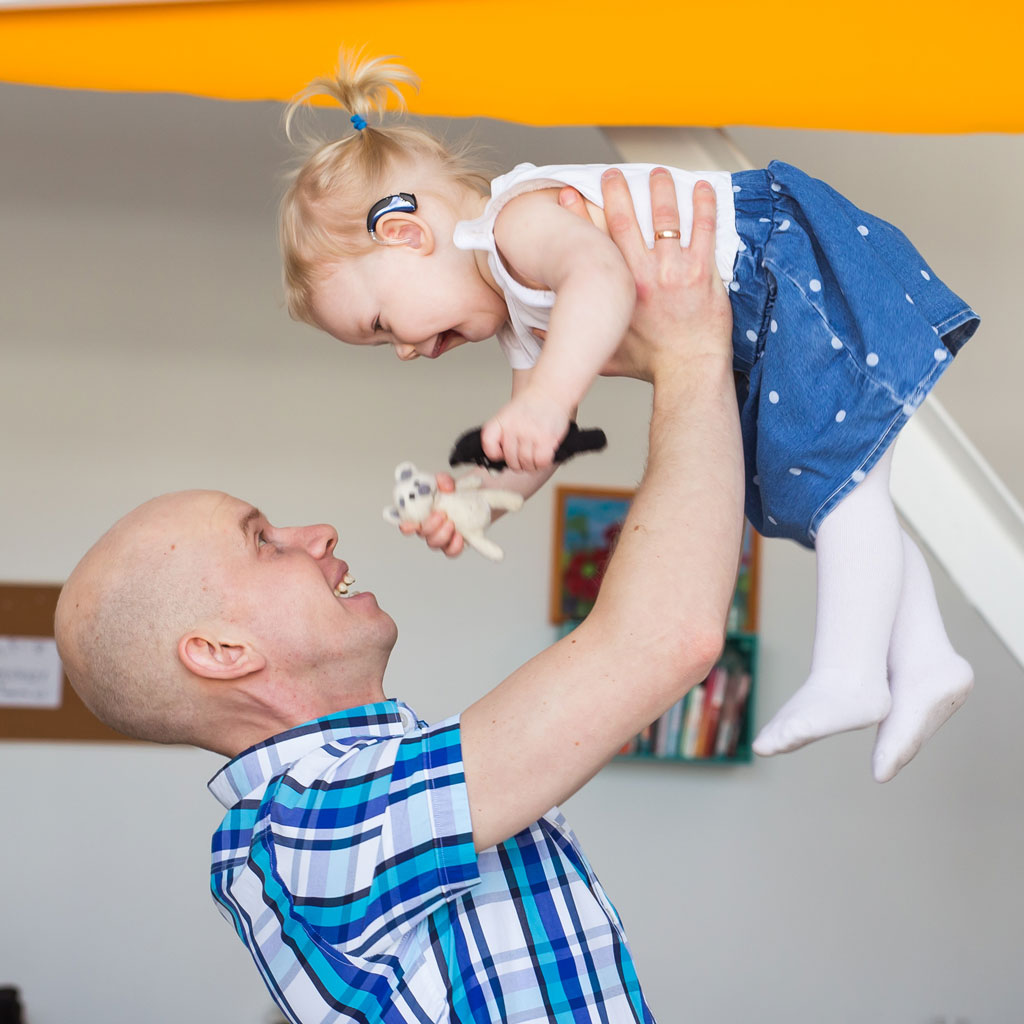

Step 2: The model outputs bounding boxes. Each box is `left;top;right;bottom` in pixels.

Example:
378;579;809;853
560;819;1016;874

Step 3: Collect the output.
0;583;131;742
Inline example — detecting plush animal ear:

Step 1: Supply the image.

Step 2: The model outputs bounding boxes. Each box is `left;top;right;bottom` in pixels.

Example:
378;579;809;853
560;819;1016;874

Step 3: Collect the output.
373;212;434;253
395;461;417;482
383;505;402;525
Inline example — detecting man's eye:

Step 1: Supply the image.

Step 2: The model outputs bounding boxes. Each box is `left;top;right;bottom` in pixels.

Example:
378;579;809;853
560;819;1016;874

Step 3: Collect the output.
256;531;268;548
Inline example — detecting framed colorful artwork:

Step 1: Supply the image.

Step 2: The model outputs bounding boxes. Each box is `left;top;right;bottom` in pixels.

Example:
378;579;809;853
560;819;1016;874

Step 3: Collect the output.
549;486;634;625
549;485;760;631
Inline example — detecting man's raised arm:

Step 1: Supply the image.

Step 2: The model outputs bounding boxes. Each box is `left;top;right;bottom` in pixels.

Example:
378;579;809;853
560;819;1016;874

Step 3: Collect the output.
461;170;745;851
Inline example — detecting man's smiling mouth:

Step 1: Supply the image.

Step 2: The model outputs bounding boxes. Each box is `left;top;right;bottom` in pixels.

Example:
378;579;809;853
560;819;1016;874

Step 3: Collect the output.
333;572;356;598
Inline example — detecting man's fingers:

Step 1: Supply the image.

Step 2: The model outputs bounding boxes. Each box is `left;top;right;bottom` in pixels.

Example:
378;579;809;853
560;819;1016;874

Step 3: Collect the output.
688;180;718;263
649;167;682;237
600;168;647;267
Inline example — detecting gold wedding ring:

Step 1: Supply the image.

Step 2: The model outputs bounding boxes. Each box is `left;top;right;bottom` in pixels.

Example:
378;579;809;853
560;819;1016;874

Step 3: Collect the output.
653;228;682;240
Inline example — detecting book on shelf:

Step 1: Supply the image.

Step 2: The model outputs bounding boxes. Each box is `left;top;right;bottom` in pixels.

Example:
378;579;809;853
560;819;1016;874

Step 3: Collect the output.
715;671;751;758
695;665;727;758
680;683;705;759
614;634;756;763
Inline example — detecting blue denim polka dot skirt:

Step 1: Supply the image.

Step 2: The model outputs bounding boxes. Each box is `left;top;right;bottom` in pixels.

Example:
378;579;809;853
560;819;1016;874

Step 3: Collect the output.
728;161;979;548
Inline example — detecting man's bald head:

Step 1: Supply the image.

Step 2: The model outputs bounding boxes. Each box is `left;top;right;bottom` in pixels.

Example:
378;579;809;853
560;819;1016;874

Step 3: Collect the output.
55;491;228;746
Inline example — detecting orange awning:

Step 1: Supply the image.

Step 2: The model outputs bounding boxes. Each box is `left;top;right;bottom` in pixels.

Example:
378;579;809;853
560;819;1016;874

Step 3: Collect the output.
0;0;1019;133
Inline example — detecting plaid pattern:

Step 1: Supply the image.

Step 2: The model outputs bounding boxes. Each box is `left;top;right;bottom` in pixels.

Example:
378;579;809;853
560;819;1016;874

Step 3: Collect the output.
209;700;654;1023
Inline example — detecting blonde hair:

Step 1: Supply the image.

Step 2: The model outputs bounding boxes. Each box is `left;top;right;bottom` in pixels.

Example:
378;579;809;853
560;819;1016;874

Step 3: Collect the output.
279;50;493;325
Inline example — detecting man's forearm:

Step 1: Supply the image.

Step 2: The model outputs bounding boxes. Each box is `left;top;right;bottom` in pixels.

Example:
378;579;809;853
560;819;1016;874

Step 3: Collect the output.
591;350;745;685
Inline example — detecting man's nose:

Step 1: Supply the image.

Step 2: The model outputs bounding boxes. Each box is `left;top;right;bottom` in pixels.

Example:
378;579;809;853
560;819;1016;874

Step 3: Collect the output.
282;523;337;557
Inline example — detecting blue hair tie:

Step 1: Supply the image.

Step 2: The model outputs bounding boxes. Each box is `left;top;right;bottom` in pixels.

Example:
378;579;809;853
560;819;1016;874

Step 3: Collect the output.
350;113;367;131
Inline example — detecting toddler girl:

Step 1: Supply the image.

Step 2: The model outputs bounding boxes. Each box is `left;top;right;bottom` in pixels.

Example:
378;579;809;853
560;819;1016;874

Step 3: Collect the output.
279;53;979;782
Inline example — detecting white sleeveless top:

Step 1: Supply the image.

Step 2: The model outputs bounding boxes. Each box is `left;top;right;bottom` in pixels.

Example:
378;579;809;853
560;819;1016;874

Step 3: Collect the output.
452;162;739;369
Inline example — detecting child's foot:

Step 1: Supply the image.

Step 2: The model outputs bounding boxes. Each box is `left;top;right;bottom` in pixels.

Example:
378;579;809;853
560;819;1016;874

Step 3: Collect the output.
753;673;892;756
871;655;974;783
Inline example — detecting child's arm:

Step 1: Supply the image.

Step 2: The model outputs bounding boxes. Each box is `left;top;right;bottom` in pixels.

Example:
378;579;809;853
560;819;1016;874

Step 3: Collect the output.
480;187;637;473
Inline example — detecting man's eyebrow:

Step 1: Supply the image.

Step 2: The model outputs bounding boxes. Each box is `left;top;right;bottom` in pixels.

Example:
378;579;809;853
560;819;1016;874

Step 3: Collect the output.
238;507;262;539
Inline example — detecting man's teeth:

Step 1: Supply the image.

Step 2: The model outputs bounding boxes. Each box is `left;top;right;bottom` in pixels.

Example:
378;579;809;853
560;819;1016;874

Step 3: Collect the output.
333;573;356;598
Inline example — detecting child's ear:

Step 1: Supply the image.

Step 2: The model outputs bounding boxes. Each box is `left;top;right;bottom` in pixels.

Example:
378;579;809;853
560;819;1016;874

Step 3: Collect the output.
373;212;435;253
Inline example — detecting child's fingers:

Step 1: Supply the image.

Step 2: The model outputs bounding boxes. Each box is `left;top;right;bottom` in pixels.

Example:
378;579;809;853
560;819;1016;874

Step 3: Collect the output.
480;420;504;462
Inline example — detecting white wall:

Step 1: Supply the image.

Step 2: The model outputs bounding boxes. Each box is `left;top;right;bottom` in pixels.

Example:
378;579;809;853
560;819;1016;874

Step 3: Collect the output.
1;84;1021;1024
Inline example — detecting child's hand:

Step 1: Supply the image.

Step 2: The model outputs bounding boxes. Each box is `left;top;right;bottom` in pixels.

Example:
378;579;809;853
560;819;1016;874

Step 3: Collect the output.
481;392;570;473
397;473;467;558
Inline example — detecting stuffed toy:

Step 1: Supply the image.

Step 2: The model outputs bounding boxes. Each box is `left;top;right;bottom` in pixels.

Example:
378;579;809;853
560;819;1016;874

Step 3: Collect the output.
383;462;524;561
449;421;608;471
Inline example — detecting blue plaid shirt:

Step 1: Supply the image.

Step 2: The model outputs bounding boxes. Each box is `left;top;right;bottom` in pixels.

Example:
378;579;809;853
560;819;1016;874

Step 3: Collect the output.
209;700;654;1023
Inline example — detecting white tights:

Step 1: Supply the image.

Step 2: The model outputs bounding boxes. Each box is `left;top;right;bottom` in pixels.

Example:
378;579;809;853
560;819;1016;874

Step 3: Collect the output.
752;444;974;781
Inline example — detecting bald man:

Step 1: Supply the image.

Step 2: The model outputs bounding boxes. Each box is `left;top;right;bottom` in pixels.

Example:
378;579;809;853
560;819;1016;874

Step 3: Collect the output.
56;173;744;1024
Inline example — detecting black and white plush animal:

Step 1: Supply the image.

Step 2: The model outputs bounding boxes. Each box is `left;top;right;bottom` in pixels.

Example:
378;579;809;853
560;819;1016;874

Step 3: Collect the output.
383;462;523;561
449;420;608;472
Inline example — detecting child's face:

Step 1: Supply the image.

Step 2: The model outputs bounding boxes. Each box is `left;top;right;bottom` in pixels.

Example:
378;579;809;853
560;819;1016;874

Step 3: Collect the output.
311;242;508;362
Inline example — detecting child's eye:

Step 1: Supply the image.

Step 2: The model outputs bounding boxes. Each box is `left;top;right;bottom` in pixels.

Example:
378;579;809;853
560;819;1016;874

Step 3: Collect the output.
373;316;383;333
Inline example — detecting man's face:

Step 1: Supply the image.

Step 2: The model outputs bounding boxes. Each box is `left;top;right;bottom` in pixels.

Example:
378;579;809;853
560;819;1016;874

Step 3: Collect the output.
176;491;397;692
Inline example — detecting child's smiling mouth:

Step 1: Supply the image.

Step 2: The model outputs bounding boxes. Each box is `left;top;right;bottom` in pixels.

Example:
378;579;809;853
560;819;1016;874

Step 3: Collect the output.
429;331;460;358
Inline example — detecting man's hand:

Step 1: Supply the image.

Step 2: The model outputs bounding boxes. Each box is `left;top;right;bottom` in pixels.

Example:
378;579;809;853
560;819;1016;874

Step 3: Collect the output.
397;473;466;557
559;169;732;382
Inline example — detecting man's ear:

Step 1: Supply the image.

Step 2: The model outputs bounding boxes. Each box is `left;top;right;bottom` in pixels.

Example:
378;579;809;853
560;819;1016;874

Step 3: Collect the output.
177;632;266;680
372;212;435;253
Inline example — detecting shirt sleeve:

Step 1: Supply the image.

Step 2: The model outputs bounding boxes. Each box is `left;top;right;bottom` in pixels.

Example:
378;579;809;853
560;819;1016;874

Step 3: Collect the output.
252;714;480;958
497;321;541;370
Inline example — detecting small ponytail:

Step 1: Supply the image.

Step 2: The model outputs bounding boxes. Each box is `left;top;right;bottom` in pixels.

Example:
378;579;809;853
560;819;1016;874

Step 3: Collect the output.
283;49;419;144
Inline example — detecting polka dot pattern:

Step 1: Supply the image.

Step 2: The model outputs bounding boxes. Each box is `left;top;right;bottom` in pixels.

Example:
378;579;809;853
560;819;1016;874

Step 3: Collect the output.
720;161;974;544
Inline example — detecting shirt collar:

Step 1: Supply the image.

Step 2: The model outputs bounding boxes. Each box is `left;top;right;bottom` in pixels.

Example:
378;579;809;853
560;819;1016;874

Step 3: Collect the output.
207;699;418;809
